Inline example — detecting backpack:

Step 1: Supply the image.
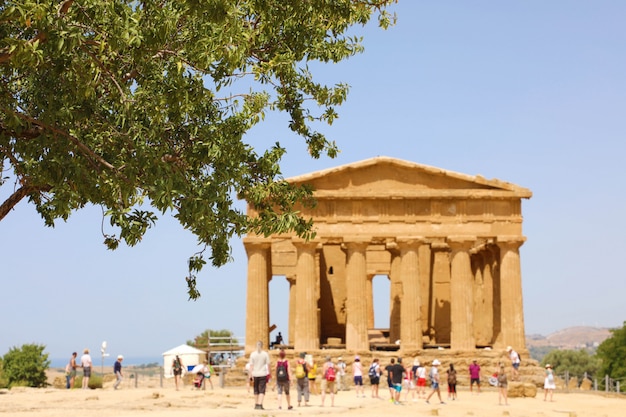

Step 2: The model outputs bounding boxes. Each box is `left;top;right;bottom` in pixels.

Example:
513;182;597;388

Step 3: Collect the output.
295;361;306;379
277;361;288;382
368;364;377;378
325;365;336;381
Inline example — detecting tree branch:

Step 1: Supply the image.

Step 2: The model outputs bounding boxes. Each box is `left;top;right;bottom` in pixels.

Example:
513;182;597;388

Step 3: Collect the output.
0;184;52;222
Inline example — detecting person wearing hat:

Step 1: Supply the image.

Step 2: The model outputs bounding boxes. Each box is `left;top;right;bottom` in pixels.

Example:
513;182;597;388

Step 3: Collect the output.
113;355;124;390
321;356;338;407
469;359;481;394
506;346;521;381
543;364;556;401
336;357;347;391
352;355;365;398
425;359;445;405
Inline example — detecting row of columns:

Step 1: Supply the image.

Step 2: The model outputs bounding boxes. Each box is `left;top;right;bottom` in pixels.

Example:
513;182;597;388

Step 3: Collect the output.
244;236;525;353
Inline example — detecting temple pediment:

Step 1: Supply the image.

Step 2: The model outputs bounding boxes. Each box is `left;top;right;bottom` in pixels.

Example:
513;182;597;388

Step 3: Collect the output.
287;156;532;199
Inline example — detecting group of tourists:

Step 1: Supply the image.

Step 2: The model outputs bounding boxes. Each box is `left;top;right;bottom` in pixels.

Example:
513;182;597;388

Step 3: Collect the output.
65;349;124;390
243;342;557;410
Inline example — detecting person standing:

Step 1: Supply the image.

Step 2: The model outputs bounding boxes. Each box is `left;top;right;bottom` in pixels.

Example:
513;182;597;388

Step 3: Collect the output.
368;358;381;398
249;340;271;410
506;346;521;381
497;363;509;405
67;352;78;389
202;360;214;390
275;349;293;410
295;352;310;407
425;359;445;405
390;357;405;405
543;364;556;401
352;355;365;398
385;358;396;401
80;349;93;389
446;363;457;400
320;356;338;407
172;355;184;390
415;360;427;399
469;359;481;394
113;355;124;390
337;357;347;391
307;357;318;395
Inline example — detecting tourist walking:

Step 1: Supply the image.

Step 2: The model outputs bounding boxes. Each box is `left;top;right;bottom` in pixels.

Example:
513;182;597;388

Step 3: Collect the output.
415;360;427;399
80;349;93;389
368;358;381;398
307;356;318;395
352;355;365;397
249;340;271;410
543;364;556;401
385;358;396;401
506;346;521;381
469;359;481;394
275;349;293;410
390;357;405;405
295;352;310;406
425;359;445;405
403;359;416;402
337;357;347;390
497;363;509;405
446;363;457;400
321;356;338;407
113;355;124;390
172;355;184;390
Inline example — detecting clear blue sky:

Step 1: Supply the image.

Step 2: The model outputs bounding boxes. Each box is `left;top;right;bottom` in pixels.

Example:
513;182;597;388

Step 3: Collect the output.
2;1;625;364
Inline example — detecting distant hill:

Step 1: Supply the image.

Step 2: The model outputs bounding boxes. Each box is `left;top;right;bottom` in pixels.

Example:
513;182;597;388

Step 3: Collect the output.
526;326;611;350
525;326;612;361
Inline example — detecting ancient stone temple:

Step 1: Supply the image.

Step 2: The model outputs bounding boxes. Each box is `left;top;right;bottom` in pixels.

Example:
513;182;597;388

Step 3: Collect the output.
243;157;532;353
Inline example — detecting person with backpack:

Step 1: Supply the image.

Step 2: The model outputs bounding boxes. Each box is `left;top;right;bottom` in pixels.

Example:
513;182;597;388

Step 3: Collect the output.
368;358;381;398
172;355;184;391
321;356;338;407
275;349;293;410
295;352;310;407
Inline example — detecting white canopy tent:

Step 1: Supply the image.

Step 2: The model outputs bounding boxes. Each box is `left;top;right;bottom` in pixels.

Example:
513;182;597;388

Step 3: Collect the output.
162;344;207;378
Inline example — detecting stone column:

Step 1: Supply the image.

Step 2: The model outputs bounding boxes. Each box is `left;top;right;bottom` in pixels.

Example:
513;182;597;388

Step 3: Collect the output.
287;276;296;345
293;240;320;351
482;250;495;345
448;236;476;350
497;236;526;349
398;238;423;350
367;275;375;329
388;251;402;343
345;240;369;351
430;242;451;344
244;240;271;352
472;251;489;346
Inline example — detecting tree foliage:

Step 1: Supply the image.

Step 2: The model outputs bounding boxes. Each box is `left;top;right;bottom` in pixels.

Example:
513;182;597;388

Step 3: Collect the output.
0;0;396;298
188;328;236;347
1;343;50;388
596;322;626;383
540;349;601;378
